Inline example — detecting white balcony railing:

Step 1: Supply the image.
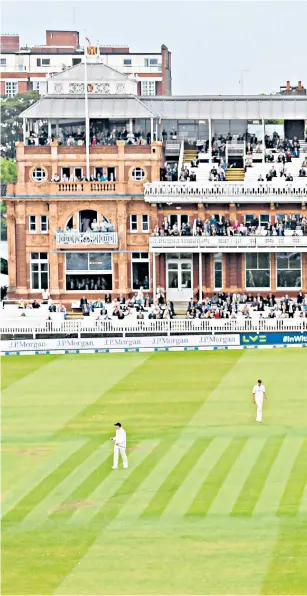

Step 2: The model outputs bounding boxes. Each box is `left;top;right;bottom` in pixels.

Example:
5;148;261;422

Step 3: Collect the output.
55;231;118;246
1;317;307;339
150;235;307;252
144;181;307;202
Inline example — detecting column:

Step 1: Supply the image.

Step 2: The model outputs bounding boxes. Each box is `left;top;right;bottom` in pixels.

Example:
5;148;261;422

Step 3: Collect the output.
198;252;203;301
22;118;26;144
47;119;52;139
153;252;157;299
150;118;154;144
129;118;133;134
49;203;60;296
271;253;276;293
55;120;59;137
302;254;307;292
15;202;27;296
6;204;16;293
208;118;212;162
262;118;265;163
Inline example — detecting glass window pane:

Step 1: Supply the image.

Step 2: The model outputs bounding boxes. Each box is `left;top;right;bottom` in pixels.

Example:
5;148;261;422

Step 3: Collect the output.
66;274;112;291
41;272;48;289
31;252;39;260
132;262;149;290
246;270;270;288
89;252;112;271
181;263;191;270
66;252;89;271
41;263;48;272
181;271;192;289
258;253;270;269
246;254;258;269
39;253;48;260
289;253;301;270
32;263;39;272
141;252;148;259
277;270;301;288
214;268;222;289
32;272;39;289
132;252;140;259
168;270;179;288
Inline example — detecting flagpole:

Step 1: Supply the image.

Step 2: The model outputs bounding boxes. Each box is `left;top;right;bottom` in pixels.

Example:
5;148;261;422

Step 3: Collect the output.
84;38;90;180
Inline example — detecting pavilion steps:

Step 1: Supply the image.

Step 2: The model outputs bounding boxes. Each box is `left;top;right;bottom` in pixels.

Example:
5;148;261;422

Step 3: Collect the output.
225;167;245;181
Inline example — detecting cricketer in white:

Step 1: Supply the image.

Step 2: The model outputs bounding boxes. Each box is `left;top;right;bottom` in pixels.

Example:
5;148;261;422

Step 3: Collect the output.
110;422;128;469
252;380;267;423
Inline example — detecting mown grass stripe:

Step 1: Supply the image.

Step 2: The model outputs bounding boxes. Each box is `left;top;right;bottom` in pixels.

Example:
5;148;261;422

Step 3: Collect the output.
163;437;231;517
68;440;160;525
2;439;106;524
111;437;197;525
1;440;84;519
231;436;284;517
298;480;307;515
207;437;266;516
186;438;246;517
18;442;111;530
253;436;303;517
142;438;211;517
277;438;307;516
93;437;177;525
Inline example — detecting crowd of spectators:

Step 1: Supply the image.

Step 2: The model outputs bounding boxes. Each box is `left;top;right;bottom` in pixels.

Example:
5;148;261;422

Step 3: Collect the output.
52;171;116;183
152;214;307;238
26;124;156;148
186;291;307;320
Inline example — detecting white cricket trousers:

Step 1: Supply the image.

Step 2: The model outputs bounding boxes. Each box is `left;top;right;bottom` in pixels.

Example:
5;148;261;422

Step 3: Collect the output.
113;445;128;468
255;396;263;422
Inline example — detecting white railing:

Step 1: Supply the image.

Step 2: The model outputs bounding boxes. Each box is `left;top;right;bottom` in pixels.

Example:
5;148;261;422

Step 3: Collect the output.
150;235;307;251
144;181;307;202
1;317;307;338
55;231;118;245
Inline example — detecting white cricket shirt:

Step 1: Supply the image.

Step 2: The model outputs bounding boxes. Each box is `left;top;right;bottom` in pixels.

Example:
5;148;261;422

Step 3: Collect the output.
113;427;127;448
253;384;266;399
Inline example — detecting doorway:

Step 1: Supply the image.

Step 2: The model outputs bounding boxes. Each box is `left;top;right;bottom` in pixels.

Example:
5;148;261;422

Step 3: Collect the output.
167;259;193;302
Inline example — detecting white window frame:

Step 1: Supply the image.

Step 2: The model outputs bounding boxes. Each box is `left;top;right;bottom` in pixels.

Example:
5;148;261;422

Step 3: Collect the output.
168;214;189;229
130;214;138;232
5;81;18;97
36;58;41;66
141;214;149;233
245;214;271;229
245;253;271;290
29;215;37;234
213;253;223;290
131;252;150;291
131;167;146;181
150;59;158;65
32;81;41;93
276;252;302;290
30;252;49;291
140;80;156;96
32;167;47;182
40;215;49;234
1;58;7;66
123;59;132;66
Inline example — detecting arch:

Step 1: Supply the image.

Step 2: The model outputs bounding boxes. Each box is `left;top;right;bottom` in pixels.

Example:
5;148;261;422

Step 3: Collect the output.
62;209;113;232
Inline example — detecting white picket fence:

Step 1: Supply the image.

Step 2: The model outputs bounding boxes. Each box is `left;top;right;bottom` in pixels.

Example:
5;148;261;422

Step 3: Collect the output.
1;317;307;338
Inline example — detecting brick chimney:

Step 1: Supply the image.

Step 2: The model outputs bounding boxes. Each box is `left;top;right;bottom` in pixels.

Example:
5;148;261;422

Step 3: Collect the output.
298;81;302;90
286;80;291;90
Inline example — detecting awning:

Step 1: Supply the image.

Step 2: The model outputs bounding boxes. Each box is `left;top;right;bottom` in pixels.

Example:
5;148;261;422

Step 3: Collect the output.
20;95;159;120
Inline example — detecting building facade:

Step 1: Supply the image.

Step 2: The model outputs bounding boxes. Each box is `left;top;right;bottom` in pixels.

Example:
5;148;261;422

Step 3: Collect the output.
0;30;172;97
4;64;307;303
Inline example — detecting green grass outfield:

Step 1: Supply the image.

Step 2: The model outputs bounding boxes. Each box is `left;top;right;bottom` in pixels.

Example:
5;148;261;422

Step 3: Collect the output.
2;349;307;595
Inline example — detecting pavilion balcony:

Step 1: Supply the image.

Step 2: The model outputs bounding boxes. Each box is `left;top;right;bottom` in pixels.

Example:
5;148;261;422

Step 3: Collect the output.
55;230;118;248
144;181;307;203
6;181;121;198
149;235;307;253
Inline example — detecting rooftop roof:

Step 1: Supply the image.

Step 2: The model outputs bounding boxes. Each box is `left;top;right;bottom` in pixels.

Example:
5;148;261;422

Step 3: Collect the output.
49;61;130;82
